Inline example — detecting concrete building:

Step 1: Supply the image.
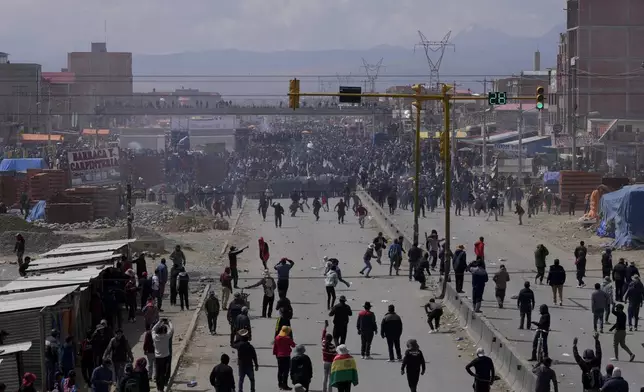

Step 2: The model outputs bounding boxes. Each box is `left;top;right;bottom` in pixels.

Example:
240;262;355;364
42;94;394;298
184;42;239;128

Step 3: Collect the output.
0;52;43;131
42;72;75;129
131;88;222;109
67;42;133;128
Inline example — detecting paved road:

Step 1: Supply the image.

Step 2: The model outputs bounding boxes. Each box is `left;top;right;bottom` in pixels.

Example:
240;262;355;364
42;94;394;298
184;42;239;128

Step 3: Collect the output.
173;200;483;392
370;199;644;390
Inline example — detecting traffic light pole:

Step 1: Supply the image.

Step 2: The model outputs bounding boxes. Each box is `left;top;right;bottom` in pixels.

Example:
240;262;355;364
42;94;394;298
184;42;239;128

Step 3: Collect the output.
439;85;452;299
412;86;422;246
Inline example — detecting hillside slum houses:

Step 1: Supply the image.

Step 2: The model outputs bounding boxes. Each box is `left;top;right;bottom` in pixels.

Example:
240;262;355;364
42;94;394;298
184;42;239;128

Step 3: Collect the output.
0;239;136;391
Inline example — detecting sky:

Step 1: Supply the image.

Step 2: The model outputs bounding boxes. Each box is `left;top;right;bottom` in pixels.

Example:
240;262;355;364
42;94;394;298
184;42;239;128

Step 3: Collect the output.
1;0;563;62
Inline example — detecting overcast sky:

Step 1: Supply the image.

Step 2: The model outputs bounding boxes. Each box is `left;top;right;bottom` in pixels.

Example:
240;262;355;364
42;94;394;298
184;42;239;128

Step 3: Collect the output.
1;0;562;60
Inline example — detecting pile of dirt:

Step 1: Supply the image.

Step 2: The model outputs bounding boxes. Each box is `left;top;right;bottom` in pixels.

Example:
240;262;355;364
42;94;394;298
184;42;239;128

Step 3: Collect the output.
0;231;90;256
96;226;164;241
0;214;51;233
162;215;229;233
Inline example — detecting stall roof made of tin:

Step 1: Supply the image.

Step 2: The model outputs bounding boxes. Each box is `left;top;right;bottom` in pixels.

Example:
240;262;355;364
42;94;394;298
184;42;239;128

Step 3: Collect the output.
0;286;79;313
0;266;106;294
40;239;134;258
28;252;118;272
0;342;33;356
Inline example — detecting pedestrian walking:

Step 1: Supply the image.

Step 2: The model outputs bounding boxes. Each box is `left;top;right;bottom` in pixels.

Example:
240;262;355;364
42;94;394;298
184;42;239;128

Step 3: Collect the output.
321;321;336;392
359;244;377;278
532;357;558;392
534;244;549;284
514;203;525;225
209;354;235;392
290;345;313;391
220;267;233;310
381;304;403;362
274;258;295;298
325;265;339;310
465;348;495;392
574;241;588;288
600;367;629;392
591;283;610;333
471;260;488;313
356;302;377;359
613;259;627;302
177;267;190;310
609;304;635;362
529;304;551;361
373;232;388;264
273;326;296;390
204;291;220;335
601;277;614;324
329;296;352;346
151;319;173;392
493;265;510;308
401;339;425;392
624;275;644;331
518;281;535;329
546;259;566;306
258;237;270;269
228;245;248;289
453;245;467;293
231;331;258;392
330;345;359;392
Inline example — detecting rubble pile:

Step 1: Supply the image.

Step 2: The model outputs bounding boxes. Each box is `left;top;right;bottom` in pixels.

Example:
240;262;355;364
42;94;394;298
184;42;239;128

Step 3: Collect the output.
162;215;229;233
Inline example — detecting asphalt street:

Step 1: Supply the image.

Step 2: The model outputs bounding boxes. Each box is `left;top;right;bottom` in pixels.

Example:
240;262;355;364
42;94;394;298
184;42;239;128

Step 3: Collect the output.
375;200;644;391
174;199;482;392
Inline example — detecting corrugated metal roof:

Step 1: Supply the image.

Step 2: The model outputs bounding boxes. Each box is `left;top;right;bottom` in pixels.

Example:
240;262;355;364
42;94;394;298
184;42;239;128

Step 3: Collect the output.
503;136;551;146
0;342;33;355
467;131;519;144
41;72;75;84
0;267;106;294
56;239;136;250
28;252;118;272
40;240;133;258
0;286;79;313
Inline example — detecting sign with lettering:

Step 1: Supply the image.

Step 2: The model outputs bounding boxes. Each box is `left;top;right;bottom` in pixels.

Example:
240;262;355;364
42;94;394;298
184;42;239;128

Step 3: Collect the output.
68;147;121;185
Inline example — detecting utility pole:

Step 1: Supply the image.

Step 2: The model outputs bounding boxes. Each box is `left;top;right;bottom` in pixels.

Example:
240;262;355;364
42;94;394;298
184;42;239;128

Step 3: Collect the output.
571;61;578;170
482;78;488;174
517;72;524;180
126;152;134;240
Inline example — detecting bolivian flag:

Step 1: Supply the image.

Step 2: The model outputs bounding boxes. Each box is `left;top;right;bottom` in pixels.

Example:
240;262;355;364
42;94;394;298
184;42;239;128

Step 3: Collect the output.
330;354;359;386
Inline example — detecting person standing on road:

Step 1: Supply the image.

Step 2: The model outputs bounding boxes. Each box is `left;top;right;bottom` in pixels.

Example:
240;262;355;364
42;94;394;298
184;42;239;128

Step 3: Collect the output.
356;302;377;359
258;237;270;270
232;331;258;392
334;198;347;224
244;269;276;318
177;267;190;311
227;293;245;346
220;267;233;310
532;357;558;392
324;265;339;310
600;367;628;392
612;259;627;302
453;245;468;293
290;345;313;392
514;202;525;225
529;304;551;361
601;277;615;324
373;232;388;264
228;245;248;289
518;281;536;329
471;260;488;313
234;308;252;342
572;333;603;392
609;304;635;362
388;239;403;276
330;345;359;392
574;241;588;288
591;283;610;333
624;275;644;331
546;259;566;306
275;258;295;298
275;294;294;338
425;230;443;270
355;204;368;228
209;353;235;392
534;244;549;285
465;348;495;392
474;237;485;262
493;265;510;308
312;197;322;221
407;242;423;282
321;321;336;392
272;202;285;228
401;339;426;392
601;248;613;279
329;296;352;346
360;244;378;278
204;291;220;335
381;304;403;362
273;326;296;391
151;319;173;392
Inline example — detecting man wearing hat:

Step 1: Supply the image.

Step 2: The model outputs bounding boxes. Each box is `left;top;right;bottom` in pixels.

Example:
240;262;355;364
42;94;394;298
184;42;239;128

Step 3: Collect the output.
329;296;352;346
465;348;495;392
227;293;246;346
356;302;377;359
244;269;276;318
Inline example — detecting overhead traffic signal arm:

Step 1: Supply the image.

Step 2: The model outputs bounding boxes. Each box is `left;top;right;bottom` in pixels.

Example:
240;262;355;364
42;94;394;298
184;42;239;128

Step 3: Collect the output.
536;86;545;110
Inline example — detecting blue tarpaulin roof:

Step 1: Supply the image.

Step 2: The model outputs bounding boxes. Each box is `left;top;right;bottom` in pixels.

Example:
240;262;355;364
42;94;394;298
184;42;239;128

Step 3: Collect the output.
599;185;644;248
0;158;48;172
26;200;46;222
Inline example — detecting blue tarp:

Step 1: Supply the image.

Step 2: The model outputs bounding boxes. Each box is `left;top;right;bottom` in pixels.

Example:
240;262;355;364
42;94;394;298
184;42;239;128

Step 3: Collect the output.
26;200;46;222
0;158;48;172
598;185;644;248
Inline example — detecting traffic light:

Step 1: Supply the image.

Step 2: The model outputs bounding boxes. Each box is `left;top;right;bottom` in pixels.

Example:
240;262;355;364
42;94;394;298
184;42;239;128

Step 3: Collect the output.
288;78;300;109
439;132;448;160
536;86;545;110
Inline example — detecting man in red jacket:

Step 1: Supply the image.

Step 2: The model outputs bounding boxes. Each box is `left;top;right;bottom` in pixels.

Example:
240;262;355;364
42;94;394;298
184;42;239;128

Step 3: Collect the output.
258;237;270;269
474;237;485;262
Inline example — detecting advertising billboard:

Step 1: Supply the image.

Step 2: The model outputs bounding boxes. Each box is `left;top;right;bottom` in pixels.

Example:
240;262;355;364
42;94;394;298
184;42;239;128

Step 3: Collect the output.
68;147;121;185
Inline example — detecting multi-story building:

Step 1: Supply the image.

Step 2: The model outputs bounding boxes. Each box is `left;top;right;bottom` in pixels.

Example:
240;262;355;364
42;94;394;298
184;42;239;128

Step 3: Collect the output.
42;71;75;129
67;42;132;128
561;0;644;173
0;52;43;131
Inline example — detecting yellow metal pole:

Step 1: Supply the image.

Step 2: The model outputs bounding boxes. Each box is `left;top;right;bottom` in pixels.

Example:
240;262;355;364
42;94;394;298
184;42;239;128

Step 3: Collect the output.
412;86;422;245
439;85;452;299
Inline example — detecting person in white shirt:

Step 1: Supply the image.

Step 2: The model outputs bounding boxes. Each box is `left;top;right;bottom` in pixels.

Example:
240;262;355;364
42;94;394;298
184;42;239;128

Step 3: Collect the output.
152;319;174;392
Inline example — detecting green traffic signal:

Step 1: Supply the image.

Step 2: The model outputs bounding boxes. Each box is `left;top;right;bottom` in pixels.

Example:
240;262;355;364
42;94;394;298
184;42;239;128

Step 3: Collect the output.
536;102;544;110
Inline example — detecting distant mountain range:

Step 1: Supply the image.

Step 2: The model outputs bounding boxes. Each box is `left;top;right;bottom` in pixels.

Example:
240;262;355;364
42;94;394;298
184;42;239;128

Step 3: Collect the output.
132;23;565;98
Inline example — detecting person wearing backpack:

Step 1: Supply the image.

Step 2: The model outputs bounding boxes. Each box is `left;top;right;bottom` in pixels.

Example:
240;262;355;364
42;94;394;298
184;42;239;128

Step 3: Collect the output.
117;364;140;392
572;332;603;392
325;265;339;310
388;239;402;276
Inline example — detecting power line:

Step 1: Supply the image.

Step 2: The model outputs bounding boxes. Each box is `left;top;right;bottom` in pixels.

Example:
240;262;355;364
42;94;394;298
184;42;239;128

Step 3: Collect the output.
360;58;384;92
414;30;455;91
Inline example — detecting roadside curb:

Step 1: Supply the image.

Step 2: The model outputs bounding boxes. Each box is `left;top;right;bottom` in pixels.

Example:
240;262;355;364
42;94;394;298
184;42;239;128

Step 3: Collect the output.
219;198;247;256
167;282;211;391
357;188;536;392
